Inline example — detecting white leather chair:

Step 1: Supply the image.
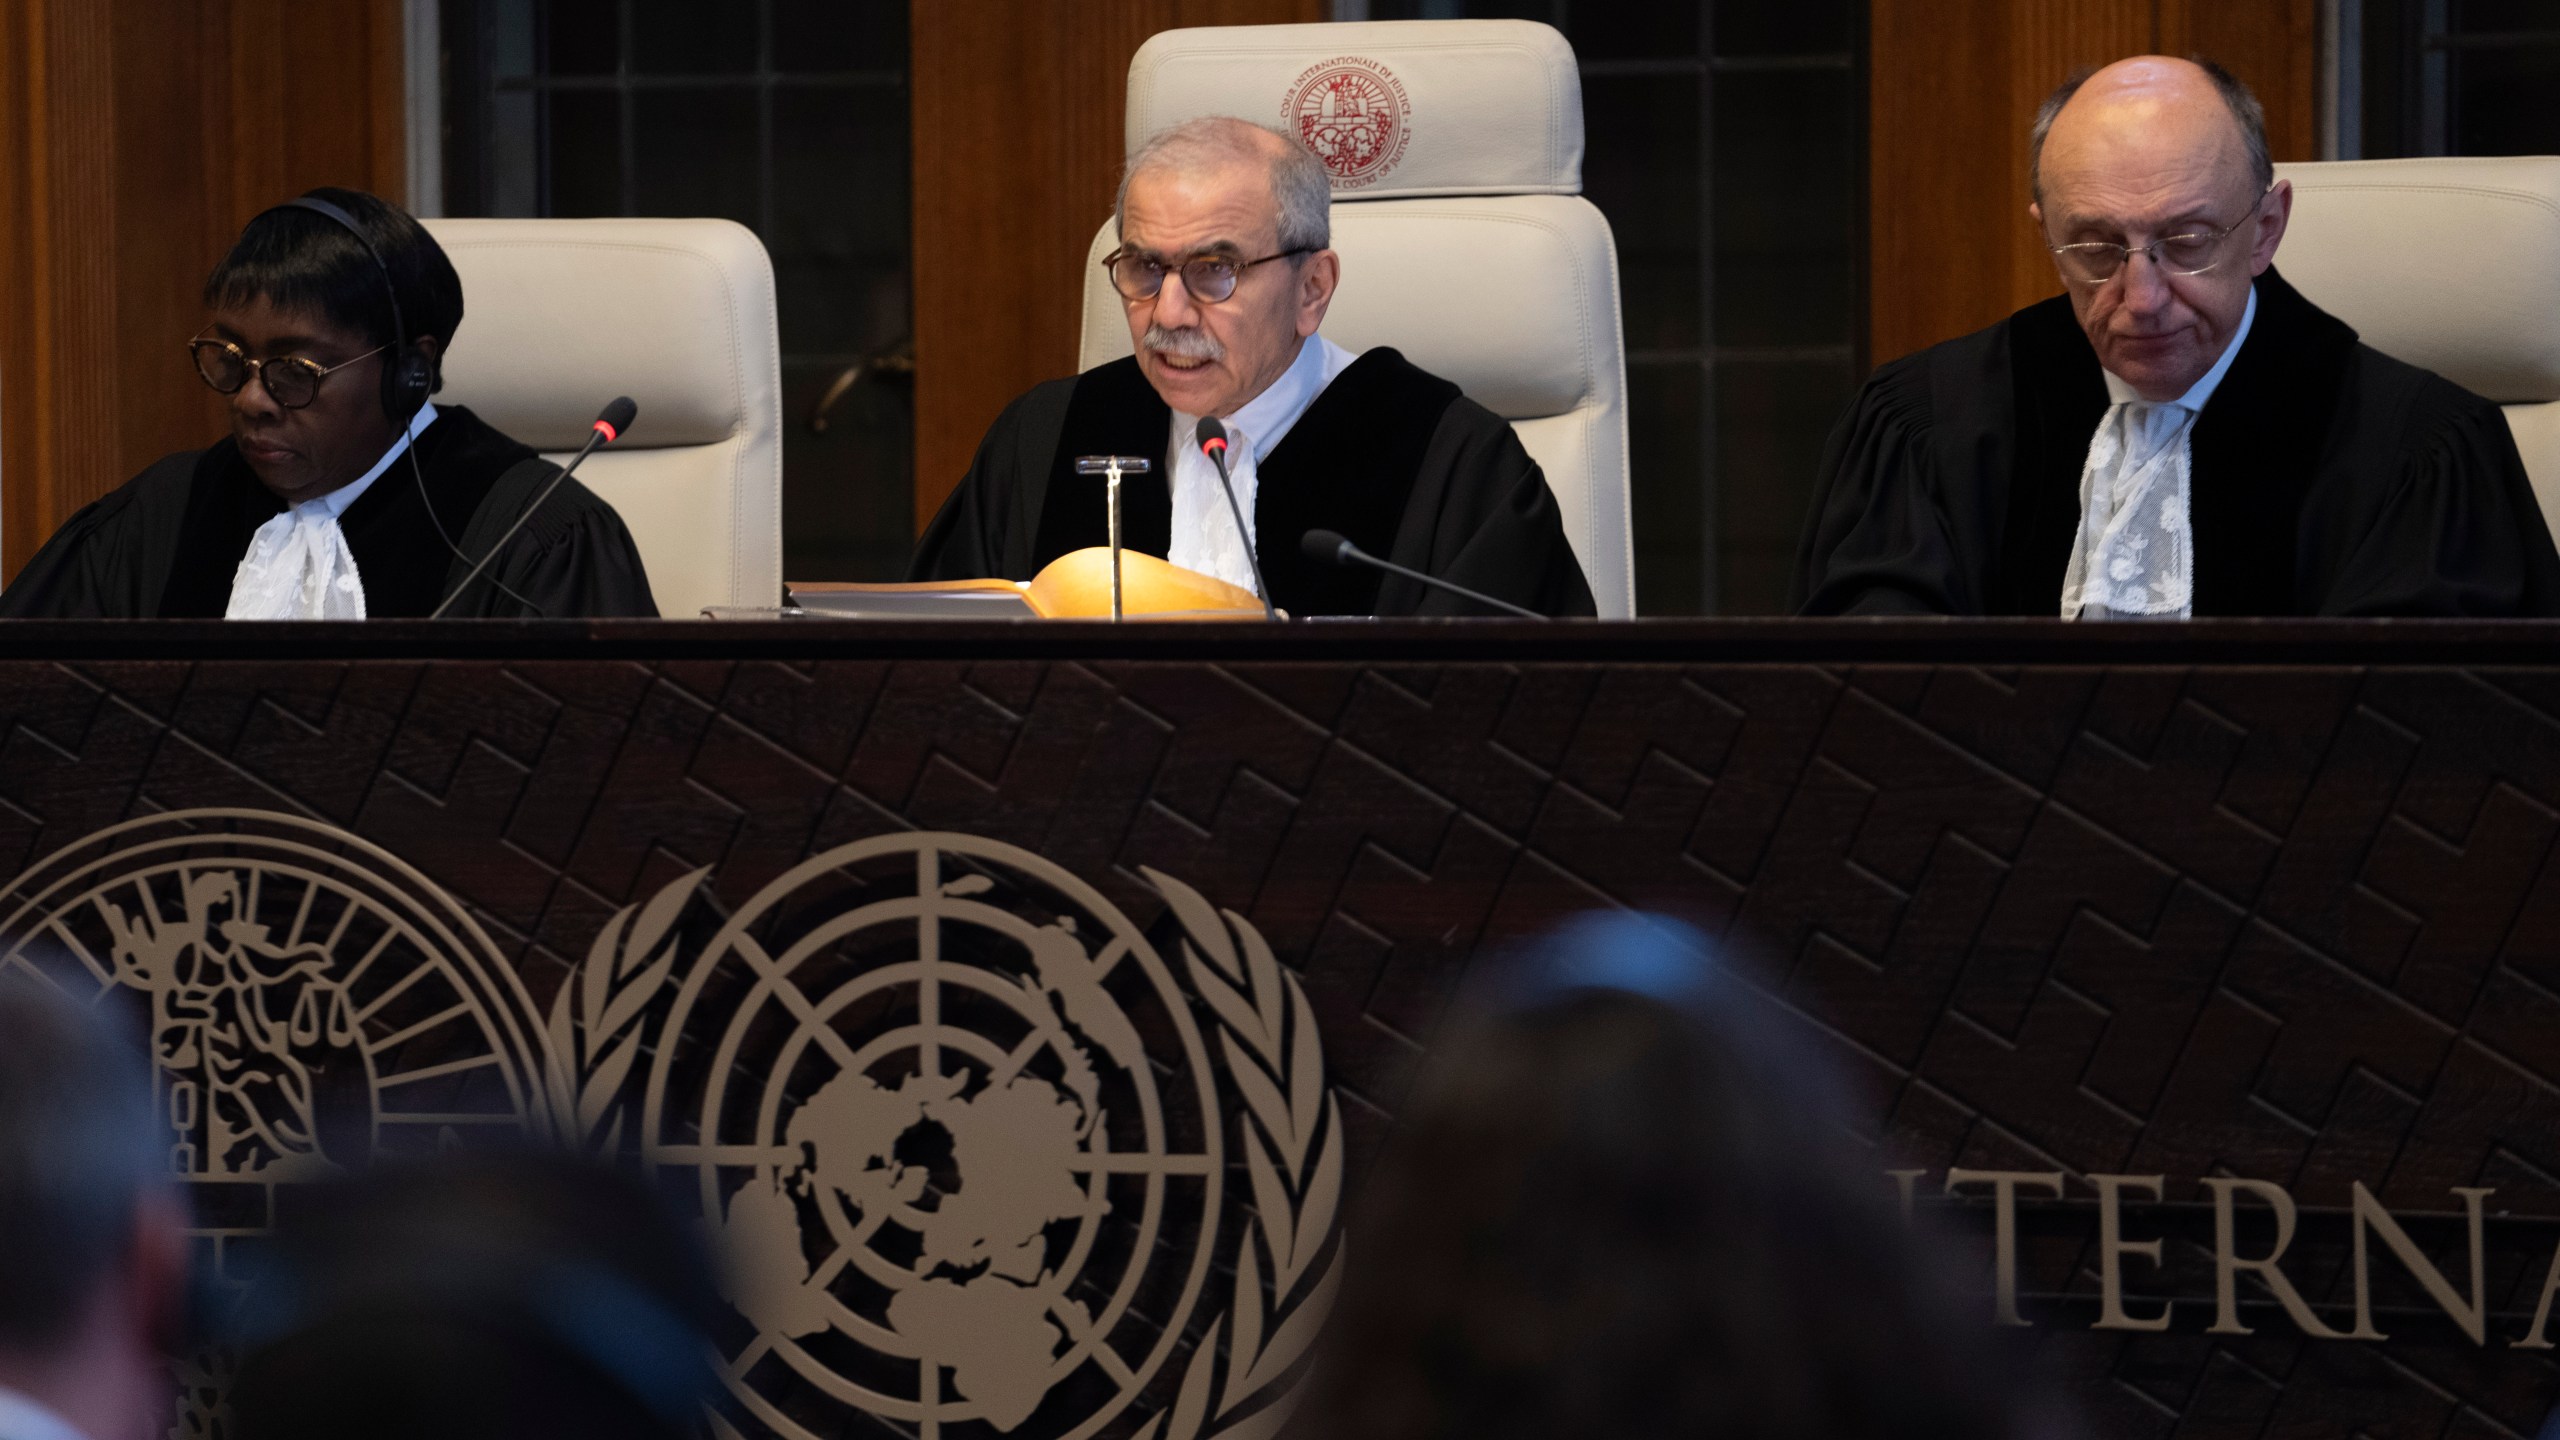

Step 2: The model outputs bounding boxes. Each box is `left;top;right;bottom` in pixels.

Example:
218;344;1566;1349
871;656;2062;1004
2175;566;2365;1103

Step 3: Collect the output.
1076;20;1637;617
2273;157;2560;533
424;217;783;616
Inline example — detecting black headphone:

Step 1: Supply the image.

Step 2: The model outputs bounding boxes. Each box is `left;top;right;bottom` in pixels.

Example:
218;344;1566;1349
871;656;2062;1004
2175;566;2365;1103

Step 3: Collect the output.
263;193;541;611
275;194;434;425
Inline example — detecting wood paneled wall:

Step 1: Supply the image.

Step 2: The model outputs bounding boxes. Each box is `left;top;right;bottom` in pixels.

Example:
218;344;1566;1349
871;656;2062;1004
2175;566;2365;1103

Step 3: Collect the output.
1870;0;2320;367
909;0;1324;535
0;0;407;579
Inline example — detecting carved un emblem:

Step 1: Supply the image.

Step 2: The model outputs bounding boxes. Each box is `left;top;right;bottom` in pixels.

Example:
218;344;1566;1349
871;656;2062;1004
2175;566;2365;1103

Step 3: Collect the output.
557;833;1343;1440
1284;56;1411;190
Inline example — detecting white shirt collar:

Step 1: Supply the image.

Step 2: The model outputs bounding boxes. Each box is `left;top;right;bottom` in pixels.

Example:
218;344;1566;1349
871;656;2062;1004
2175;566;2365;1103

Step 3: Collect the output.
296;401;438;519
2102;284;2256;410
0;1386;95;1440
1186;334;1356;460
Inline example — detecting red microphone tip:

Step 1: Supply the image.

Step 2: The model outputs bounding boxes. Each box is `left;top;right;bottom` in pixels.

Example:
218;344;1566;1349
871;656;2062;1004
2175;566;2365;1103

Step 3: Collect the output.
593;419;621;444
1202;436;1227;456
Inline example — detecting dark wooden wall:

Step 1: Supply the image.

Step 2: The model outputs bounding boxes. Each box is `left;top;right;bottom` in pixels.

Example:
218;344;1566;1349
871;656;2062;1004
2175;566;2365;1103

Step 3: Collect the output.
1869;0;2322;367
0;0;407;581
908;0;1324;538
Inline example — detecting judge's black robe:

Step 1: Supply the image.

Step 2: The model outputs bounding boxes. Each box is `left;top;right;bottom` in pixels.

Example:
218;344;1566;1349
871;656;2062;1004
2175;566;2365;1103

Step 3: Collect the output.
911;347;1596;617
1792;269;2560;617
0;404;657;619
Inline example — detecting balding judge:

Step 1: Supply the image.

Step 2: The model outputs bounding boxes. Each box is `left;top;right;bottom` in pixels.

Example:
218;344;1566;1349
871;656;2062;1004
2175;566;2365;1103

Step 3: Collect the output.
911;117;1596;617
1793;57;2560;618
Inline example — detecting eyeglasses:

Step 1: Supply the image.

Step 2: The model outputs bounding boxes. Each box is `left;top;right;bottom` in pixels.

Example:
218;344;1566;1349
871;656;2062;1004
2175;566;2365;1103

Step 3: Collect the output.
1101;246;1312;304
2045;187;2273;287
188;336;384;410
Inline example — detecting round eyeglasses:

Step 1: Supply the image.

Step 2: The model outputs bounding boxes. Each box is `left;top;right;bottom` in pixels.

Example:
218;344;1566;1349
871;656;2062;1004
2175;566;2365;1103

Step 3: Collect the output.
1101;246;1312;304
188;336;384;410
2045;186;2273;287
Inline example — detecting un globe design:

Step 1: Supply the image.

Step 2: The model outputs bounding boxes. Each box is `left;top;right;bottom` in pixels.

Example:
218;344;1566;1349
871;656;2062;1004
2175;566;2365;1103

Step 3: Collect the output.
642;835;1225;1440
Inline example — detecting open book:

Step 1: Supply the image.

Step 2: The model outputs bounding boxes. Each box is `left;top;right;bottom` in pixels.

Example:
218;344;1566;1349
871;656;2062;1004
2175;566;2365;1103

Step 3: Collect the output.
787;547;1271;620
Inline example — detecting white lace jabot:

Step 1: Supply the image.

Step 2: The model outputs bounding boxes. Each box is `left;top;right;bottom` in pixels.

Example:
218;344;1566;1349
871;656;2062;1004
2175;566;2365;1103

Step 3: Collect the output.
2060;287;2255;621
225;403;438;621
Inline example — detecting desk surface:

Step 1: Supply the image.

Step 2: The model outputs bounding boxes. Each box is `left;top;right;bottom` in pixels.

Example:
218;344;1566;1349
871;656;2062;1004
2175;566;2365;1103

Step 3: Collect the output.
2;614;2560;661
0;620;2552;1438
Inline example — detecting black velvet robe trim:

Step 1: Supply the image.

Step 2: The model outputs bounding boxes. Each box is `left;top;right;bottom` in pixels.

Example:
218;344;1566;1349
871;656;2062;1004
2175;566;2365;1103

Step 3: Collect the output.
918;346;1593;618
1991;270;2360;615
1024;349;1461;616
1792;267;2560;617
0;405;658;619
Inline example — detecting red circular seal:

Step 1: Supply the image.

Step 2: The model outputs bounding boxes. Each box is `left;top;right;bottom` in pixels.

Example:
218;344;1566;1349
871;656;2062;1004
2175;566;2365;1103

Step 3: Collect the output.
1284;57;1411;190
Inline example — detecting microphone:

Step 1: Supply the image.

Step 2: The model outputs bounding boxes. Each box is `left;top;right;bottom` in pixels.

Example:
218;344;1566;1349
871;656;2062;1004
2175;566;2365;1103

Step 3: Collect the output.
1299;528;1547;620
1194;417;1277;622
429;397;637;619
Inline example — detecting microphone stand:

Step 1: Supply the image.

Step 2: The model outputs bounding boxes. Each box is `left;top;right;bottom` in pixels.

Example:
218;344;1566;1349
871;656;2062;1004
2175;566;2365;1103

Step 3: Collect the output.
1194;422;1277;622
1074;456;1154;623
429;402;631;618
1299;528;1548;620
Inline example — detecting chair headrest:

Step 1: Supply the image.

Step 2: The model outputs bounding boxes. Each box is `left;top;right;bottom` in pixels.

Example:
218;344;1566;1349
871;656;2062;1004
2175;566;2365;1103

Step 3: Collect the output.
422;217;777;449
1124;20;1582;200
2273;156;2560;404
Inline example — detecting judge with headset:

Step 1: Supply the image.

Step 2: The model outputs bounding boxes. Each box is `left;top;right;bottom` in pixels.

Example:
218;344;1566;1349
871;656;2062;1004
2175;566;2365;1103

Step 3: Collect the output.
0;188;657;620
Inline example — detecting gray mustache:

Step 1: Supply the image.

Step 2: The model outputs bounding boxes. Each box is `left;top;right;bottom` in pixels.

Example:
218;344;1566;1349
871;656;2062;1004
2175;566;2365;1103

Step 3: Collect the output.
1143;325;1225;362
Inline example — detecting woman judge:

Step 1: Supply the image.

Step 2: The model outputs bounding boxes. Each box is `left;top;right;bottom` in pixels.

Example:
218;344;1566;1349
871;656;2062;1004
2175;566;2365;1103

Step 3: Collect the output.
0;188;656;619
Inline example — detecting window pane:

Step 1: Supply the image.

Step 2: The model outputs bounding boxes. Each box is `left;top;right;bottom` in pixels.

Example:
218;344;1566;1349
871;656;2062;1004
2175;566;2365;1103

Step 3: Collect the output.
1717;358;1854;614
772;87;910;355
774;0;906;75
1576;4;1699;62
546;90;621;217
1715;0;1854;57
1713;68;1855;346
631;0;756;75
2455;45;2560;154
1582;74;1703;351
2454;0;2560;33
631;88;760;228
783;359;913;582
545;0;616;77
1627;360;1707;615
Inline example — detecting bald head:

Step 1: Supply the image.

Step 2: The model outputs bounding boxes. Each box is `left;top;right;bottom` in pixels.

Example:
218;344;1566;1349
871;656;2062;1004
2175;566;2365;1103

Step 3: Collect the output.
2031;57;2270;205
2024;55;2292;401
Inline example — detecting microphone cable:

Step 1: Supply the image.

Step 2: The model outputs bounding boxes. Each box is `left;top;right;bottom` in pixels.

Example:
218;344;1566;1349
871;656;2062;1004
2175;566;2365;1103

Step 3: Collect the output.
429;398;636;619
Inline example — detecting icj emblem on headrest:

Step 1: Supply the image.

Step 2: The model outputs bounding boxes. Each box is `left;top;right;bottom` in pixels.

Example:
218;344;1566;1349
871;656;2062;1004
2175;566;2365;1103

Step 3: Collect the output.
1284;56;1413;190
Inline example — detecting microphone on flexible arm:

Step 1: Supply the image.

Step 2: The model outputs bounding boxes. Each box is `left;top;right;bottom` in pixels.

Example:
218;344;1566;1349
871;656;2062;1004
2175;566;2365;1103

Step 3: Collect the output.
428;397;637;619
1299;528;1548;620
1194;417;1278;622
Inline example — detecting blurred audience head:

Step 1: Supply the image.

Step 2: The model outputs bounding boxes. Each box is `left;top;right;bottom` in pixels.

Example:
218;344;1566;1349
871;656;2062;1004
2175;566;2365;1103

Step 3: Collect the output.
227;1150;722;1440
1300;912;2046;1440
0;974;187;1440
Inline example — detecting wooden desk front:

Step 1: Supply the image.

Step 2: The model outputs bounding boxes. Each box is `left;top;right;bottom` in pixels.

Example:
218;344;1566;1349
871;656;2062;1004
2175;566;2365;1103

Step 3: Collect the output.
0;620;2551;1440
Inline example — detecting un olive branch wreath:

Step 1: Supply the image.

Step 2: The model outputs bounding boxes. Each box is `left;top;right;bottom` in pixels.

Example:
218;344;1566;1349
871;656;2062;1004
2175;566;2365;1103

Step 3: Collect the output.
543;866;707;1156
1138;867;1346;1440
543;859;1344;1440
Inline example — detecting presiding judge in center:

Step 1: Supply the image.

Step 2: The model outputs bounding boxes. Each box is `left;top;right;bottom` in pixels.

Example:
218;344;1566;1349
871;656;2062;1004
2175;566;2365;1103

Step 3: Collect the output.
0;188;656;620
911;117;1597;617
1794;57;2560;618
